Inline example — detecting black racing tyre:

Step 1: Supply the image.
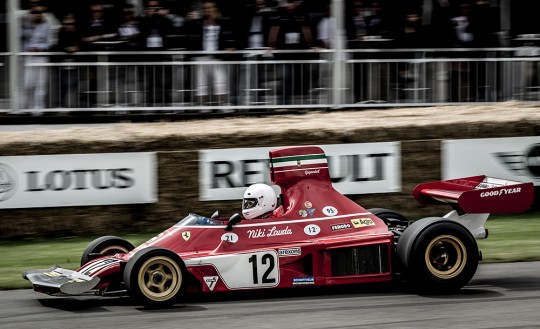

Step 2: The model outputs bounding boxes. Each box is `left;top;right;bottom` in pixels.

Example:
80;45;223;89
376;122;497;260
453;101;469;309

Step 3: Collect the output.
80;236;135;266
123;247;186;307
368;208;410;228
397;218;479;294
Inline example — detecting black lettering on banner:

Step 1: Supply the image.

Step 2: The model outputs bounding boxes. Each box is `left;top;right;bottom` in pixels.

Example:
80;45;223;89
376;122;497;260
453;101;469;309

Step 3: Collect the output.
91;169;110;190
112;168;135;188
46;170;71;191
25;168;137;192
248;253;276;285
211;161;235;188
242;159;264;187
72;170;89;190
353;153;391;182
367;153;390;181
26;171;44;191
328;155;346;184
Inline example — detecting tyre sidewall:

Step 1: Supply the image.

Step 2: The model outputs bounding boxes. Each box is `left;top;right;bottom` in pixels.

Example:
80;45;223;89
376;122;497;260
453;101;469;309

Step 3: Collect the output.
409;221;478;293
123;247;186;307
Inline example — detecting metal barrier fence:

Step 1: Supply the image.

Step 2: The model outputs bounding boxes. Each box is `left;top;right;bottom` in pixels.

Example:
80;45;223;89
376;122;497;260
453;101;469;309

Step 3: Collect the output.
2;48;540;114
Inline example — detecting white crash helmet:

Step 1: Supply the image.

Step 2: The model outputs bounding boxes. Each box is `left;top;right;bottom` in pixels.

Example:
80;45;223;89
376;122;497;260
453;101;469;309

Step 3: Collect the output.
242;183;278;220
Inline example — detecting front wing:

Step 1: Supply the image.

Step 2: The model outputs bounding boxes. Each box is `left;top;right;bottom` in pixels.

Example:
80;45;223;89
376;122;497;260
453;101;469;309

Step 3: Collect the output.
23;265;100;295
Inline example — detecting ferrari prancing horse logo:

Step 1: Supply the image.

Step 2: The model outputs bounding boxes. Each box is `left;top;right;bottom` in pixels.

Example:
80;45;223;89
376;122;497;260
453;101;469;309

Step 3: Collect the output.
182;231;191;241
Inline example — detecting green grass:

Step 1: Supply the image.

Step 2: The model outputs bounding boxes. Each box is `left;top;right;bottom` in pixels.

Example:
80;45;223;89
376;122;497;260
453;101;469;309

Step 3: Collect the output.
0;234;152;290
2;213;540;290
478;212;540;262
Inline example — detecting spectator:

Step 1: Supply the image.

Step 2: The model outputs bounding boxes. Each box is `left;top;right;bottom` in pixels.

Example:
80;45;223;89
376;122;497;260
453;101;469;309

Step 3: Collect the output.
21;5;53;113
186;0;236;107
56;13;81;108
396;11;426;49
139;0;174;49
139;0;175;106
81;2;117;50
364;1;384;37
117;3;141;50
268;0;315;105
349;0;367;45
452;4;473;47
19;0;60;46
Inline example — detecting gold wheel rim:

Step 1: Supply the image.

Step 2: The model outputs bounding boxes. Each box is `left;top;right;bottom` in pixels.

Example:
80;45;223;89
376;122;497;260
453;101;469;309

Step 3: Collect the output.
425;235;467;279
100;245;130;255
137;256;182;302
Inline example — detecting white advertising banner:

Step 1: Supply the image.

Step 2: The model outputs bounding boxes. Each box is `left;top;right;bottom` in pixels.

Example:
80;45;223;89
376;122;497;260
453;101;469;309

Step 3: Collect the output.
199;143;401;201
0;152;157;209
443;137;540;185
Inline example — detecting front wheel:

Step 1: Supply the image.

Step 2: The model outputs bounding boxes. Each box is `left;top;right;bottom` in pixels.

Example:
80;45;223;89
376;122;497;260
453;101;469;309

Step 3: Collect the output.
397;219;479;293
80;236;135;266
123;247;186;307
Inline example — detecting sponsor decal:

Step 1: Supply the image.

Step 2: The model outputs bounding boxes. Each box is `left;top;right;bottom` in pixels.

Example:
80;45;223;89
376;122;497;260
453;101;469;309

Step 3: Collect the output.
0;163;18;202
292;276;315;285
331;223;352;231
305;201;312;208
304;224;321;236
204;276;219;291
182;231;191;241
278;247;302;257
322;206;338;216
299;209;308;218
480;187;521;197
43;271;61;277
306;208;316;216
305;169;320;175
221;232;239;243
350;218;376;228
247;226;292;239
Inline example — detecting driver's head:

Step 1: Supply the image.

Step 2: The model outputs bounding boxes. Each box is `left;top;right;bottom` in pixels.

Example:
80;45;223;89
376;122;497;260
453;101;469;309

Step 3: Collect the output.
242;183;277;219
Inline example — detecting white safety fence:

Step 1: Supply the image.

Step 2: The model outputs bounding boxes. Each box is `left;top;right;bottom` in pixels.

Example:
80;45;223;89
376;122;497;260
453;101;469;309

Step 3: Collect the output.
2;48;540;114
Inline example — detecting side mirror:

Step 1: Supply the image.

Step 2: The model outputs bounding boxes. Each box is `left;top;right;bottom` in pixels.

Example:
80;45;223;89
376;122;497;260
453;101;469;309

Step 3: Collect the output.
225;213;242;231
211;210;220;219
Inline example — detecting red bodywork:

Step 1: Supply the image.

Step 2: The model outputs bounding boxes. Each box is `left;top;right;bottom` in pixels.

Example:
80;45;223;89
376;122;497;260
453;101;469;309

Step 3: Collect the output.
80;146;394;293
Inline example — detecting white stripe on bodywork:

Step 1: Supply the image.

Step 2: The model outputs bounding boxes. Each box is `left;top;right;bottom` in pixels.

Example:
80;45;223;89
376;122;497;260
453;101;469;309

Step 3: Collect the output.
183;212;372;229
272;158;327;168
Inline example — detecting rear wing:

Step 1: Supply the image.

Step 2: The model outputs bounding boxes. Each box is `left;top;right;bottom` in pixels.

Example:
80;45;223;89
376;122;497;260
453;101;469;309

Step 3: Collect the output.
413;175;534;214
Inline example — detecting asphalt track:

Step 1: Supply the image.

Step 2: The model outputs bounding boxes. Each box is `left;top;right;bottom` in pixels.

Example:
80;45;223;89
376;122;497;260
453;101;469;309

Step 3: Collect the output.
1;262;540;329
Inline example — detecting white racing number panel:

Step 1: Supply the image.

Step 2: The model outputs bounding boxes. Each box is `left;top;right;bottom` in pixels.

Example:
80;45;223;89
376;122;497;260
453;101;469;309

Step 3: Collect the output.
200;250;280;289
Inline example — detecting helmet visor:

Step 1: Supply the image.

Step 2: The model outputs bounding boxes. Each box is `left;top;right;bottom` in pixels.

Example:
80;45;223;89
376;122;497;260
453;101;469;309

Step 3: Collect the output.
242;198;258;210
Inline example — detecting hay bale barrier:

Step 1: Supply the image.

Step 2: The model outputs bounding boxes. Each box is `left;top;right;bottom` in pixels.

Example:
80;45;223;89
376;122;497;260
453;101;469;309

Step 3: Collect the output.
1;102;540;239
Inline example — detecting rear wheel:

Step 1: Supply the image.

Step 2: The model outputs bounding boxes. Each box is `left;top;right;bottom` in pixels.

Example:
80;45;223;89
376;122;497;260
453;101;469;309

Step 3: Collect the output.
80;236;135;266
398;219;479;293
123;247;186;307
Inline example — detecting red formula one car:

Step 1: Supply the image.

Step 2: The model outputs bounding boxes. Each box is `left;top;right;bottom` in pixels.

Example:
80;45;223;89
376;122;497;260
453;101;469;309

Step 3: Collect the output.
23;146;534;307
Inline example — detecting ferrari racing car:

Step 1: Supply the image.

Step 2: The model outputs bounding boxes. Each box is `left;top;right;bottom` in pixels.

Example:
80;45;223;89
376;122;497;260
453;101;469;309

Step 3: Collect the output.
23;146;534;307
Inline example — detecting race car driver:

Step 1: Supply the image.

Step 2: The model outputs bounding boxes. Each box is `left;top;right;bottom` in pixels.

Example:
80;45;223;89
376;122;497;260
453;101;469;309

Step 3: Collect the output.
242;183;280;219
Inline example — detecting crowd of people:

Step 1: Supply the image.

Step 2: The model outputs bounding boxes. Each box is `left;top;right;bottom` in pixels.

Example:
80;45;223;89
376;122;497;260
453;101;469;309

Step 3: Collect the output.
18;0;502;111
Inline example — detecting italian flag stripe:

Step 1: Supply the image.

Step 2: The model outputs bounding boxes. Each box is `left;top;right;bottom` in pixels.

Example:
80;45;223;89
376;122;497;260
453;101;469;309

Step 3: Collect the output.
272;153;326;164
271;154;327;168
